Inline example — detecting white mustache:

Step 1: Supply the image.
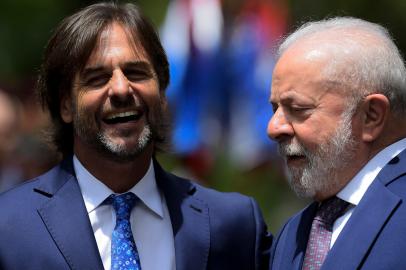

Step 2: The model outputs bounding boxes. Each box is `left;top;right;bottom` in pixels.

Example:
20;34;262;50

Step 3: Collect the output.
278;142;307;157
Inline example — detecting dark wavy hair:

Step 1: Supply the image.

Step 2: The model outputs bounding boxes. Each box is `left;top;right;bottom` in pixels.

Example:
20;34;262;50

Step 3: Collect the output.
37;2;170;157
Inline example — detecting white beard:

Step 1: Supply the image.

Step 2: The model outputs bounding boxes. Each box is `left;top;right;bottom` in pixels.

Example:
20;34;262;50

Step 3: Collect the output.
278;109;357;198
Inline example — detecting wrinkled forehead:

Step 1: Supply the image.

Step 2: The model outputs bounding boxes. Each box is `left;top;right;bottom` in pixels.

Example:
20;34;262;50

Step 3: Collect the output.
282;27;385;61
271;38;348;100
276;28;383;82
88;22;150;64
272;40;332;84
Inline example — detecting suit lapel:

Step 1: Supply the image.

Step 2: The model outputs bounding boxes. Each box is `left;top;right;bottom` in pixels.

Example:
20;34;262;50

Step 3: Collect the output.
322;163;403;269
36;159;104;270
276;202;317;270
154;160;210;270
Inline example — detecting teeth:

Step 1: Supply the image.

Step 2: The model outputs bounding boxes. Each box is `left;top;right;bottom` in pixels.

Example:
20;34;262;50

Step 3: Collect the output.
106;111;139;120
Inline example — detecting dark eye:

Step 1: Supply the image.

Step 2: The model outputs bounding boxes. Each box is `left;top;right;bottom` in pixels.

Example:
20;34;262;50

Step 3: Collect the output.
290;106;308;112
287;106;312;118
86;76;110;87
81;71;111;88
124;69;153;82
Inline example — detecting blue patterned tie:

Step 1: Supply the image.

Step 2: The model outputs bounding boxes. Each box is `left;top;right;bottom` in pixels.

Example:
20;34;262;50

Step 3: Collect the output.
109;192;142;270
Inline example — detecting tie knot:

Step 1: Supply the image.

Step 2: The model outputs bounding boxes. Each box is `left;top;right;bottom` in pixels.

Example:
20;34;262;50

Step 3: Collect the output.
315;196;349;226
108;192;138;221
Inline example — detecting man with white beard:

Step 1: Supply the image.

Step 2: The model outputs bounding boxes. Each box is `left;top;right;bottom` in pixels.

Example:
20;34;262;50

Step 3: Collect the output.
268;17;406;270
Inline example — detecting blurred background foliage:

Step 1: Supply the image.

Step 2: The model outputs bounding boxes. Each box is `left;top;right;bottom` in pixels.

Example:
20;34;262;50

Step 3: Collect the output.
0;0;405;233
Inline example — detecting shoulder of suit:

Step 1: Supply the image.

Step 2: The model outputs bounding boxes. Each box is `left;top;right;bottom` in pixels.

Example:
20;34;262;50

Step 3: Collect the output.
376;152;406;197
0;170;46;198
0;162;65;204
167;170;255;207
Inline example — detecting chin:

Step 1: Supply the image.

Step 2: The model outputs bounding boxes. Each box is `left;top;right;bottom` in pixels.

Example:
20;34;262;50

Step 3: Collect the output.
101;143;151;162
289;182;316;199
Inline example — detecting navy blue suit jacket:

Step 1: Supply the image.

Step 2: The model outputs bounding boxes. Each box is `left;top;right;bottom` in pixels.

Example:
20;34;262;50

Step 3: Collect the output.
0;158;271;270
270;149;406;270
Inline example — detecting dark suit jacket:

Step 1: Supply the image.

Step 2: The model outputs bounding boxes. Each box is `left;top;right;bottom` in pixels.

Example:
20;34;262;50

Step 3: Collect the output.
0;158;272;270
270;149;406;270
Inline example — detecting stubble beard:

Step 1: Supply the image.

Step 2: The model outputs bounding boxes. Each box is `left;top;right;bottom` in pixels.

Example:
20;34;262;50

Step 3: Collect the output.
73;100;166;163
96;124;152;162
278;109;357;199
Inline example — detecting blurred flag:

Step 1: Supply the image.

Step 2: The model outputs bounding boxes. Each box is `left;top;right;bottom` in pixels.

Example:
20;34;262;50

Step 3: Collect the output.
161;0;289;169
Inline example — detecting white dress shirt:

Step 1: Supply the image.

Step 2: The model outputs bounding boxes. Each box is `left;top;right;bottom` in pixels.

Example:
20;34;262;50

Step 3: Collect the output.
73;156;176;270
330;138;406;248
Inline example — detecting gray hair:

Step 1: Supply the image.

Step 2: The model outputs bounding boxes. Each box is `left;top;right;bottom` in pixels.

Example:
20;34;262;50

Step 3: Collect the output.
277;17;406;116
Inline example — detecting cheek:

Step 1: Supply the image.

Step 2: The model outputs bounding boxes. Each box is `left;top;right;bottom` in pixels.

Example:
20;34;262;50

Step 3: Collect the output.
347;114;362;136
76;91;105;114
131;81;161;105
292;120;332;149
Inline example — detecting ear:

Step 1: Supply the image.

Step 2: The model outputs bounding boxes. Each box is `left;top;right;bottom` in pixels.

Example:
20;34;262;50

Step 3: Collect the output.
360;94;390;142
60;94;73;123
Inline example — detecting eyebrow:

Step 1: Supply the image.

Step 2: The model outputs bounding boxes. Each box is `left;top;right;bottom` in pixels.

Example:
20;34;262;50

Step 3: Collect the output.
123;61;153;71
279;91;301;100
81;66;106;79
269;92;296;104
81;61;154;78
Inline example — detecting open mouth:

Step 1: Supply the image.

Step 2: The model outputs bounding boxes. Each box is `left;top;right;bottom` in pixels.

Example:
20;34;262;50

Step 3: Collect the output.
103;111;143;125
286;154;306;163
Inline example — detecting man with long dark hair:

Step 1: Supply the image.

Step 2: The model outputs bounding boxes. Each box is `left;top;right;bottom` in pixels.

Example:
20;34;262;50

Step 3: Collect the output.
0;3;271;269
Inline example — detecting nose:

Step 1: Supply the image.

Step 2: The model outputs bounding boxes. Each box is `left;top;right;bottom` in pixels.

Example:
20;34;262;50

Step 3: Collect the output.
108;69;132;99
267;107;294;141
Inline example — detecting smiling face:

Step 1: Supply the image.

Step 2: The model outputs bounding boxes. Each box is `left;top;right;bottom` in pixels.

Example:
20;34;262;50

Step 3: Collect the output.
61;22;166;162
267;42;361;200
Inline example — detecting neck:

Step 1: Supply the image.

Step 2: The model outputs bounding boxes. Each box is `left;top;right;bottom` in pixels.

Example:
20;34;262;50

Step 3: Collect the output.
74;143;154;193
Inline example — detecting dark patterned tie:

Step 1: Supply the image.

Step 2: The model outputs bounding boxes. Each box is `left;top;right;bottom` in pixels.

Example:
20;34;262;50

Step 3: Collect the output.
302;196;349;270
108;192;142;270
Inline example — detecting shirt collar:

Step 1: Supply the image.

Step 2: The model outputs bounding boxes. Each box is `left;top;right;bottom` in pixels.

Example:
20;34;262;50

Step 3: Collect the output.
74;155;164;218
337;138;406;205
